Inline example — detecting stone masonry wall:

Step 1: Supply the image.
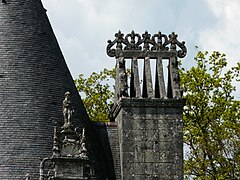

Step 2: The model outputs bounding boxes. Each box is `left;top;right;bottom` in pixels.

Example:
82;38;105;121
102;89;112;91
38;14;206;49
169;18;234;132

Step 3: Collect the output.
93;122;121;180
116;98;185;180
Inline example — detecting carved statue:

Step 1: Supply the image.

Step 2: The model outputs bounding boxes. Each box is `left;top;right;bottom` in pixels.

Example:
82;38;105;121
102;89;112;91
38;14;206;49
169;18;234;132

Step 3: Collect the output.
62;91;73;128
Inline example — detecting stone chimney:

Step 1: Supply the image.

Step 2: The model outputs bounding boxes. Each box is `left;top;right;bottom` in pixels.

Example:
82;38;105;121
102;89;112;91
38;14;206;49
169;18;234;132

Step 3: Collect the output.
107;31;187;179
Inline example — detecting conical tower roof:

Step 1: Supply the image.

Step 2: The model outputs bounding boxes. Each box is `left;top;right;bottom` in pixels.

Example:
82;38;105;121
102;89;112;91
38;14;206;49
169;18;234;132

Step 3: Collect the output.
0;1;87;179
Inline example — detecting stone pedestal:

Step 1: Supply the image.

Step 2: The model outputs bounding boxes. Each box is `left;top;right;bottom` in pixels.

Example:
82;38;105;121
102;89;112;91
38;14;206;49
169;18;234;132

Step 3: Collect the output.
53;158;95;180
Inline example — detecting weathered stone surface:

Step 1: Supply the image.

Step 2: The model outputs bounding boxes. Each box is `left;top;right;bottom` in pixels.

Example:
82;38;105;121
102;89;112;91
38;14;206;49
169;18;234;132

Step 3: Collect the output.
92;122;121;180
115;98;185;179
107;31;187;100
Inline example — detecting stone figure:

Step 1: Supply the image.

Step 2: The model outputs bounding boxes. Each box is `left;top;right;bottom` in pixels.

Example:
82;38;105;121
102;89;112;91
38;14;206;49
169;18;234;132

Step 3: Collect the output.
62;91;73;128
119;58;128;97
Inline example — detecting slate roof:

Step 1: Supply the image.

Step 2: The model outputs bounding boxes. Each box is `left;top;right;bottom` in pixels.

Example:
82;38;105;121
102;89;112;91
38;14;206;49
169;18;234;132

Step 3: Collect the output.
0;0;88;179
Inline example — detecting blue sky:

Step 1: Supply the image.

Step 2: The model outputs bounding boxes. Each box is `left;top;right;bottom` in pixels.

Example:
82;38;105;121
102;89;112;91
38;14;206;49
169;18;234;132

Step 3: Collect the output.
42;0;240;95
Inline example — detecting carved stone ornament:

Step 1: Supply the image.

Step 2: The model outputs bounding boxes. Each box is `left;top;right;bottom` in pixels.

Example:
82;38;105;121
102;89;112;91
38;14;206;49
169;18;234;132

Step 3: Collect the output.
107;31;187;120
61;139;81;157
107;31;187;58
39;92;95;179
58;127;89;159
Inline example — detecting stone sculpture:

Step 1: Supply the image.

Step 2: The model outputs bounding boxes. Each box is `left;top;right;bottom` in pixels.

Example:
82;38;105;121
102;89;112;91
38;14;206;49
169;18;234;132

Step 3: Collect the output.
62;91;73;130
107;31;187;100
39;92;95;179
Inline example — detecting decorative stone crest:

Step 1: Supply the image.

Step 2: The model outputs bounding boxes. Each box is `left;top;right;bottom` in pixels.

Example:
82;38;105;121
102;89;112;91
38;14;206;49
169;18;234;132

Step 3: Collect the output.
107;31;187;58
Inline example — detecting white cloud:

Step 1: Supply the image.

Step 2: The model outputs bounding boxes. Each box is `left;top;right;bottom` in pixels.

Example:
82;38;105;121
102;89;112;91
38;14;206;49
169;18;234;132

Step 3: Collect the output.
199;0;240;65
42;0;239;85
42;0;178;78
197;0;240;97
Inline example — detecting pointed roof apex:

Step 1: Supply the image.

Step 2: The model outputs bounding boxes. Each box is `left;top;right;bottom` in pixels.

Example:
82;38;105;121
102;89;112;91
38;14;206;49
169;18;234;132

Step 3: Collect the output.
0;1;86;179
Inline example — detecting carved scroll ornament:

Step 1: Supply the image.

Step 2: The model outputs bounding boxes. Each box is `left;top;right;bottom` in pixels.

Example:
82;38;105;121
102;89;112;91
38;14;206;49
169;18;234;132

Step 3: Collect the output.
107;31;187;58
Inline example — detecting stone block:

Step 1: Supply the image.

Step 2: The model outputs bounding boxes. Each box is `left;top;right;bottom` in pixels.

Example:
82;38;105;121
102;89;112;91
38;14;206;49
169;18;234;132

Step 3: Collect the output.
123;152;135;163
123;163;134;175
132;119;146;130
134;152;144;162
159;151;174;163
158;128;174;142
133;130;146;141
123;129;133;140
157;141;174;151
146;119;159;130
122;140;134;150
122;141;146;153
144;151;160;162
134;162;153;175
145;129;159;142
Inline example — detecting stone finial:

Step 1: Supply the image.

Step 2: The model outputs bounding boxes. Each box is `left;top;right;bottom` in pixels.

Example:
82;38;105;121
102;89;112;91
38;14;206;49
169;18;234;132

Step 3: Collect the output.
62;91;73;130
52;125;60;158
80;128;88;159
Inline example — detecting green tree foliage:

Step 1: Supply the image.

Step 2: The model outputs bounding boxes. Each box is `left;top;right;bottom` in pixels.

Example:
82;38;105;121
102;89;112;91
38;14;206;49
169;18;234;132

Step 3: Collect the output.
74;68;115;122
180;51;240;179
74;51;240;178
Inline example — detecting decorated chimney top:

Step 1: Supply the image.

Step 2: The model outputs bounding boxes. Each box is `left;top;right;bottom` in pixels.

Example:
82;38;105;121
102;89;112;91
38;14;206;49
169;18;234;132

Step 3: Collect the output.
107;31;187;100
